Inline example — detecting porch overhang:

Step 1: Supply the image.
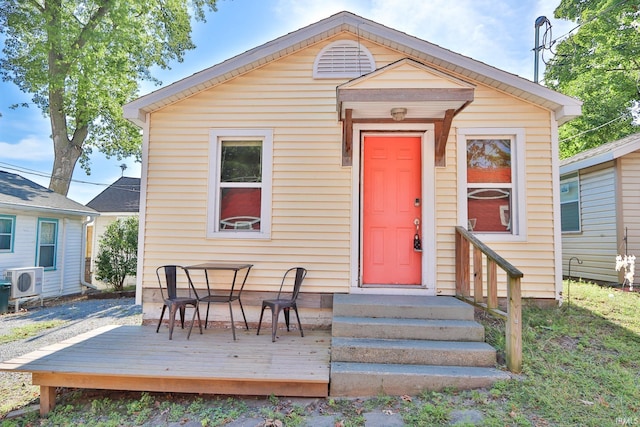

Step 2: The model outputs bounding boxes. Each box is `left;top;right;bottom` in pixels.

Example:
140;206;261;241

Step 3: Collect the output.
337;87;474;166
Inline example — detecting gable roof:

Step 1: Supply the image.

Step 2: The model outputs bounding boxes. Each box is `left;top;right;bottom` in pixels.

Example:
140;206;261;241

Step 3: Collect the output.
560;132;640;175
0;170;97;216
124;11;581;127
86;177;141;213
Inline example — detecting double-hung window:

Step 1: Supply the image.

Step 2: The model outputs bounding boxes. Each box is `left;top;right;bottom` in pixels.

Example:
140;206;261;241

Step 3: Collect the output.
560;173;580;232
458;128;525;240
0;215;15;252
208;129;273;239
37;218;58;269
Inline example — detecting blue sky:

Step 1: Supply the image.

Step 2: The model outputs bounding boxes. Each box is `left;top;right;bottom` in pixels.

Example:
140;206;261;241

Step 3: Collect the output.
0;0;572;204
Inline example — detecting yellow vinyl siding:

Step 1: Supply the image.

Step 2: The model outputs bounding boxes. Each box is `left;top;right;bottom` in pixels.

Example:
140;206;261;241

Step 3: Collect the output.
141;33;558;301
143;44;351;295
443;83;557;298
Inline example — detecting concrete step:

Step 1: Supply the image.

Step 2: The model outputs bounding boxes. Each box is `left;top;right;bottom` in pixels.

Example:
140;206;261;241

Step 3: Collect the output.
332;316;485;341
331;337;497;367
330;362;511;397
332;294;474;320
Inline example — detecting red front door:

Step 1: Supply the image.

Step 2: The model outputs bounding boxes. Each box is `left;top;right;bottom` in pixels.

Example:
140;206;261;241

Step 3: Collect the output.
362;135;422;285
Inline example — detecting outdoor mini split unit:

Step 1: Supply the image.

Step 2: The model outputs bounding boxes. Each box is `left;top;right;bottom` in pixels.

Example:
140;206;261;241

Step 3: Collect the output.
4;267;44;299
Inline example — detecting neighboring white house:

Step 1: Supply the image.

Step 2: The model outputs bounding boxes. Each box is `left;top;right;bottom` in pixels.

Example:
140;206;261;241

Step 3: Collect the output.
85;176;140;288
560;133;640;284
0;170;98;299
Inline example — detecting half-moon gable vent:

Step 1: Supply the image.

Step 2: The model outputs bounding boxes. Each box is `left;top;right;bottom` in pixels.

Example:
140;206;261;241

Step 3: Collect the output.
313;40;376;79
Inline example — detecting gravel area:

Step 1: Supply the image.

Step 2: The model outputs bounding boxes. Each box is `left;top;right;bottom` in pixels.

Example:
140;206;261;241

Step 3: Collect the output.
0;296;142;362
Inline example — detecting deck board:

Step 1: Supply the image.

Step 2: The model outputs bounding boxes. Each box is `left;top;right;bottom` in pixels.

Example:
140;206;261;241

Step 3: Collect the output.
0;325;331;414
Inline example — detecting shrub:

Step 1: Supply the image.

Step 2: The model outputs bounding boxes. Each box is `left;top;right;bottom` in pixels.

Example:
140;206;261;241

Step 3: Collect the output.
94;216;139;292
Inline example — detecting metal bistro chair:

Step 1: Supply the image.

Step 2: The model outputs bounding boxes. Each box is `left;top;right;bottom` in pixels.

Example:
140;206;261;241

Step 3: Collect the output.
257;267;307;342
156;265;203;340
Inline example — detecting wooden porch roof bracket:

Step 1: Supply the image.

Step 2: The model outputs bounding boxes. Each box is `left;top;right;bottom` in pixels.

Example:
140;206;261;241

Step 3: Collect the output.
338;88;474;166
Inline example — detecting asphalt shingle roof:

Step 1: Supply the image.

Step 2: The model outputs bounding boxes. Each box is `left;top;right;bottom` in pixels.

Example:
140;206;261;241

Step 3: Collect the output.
560;132;640;167
85;177;140;213
0;170;97;216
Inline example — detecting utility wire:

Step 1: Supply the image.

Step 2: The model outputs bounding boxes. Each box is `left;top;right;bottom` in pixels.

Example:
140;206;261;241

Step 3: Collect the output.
539;0;630;67
0;161;140;193
558;115;627;143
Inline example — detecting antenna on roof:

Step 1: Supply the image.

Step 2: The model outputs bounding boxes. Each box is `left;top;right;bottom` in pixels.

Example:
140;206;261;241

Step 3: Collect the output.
120;164;127;177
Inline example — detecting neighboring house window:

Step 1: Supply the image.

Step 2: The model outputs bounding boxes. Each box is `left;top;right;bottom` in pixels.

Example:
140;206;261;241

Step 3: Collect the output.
0;215;16;252
458;128;526;240
208;129;273;239
37;218;58;269
313;40;375;79
560;173;580;232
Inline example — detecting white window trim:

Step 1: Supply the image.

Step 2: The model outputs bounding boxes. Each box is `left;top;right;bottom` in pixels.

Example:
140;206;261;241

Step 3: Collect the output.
560;173;581;233
36;218;58;270
207;129;273;239
457;128;527;242
0;215;15;253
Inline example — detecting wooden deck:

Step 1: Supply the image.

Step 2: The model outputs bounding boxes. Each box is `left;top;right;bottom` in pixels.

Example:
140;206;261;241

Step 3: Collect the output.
0;324;331;415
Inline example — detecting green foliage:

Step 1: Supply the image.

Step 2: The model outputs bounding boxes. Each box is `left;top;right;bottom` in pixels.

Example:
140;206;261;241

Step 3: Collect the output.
544;0;640;158
94;216;138;292
0;0;218;194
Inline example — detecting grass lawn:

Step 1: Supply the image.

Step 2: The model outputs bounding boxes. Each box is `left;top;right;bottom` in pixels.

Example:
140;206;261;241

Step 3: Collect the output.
1;280;638;426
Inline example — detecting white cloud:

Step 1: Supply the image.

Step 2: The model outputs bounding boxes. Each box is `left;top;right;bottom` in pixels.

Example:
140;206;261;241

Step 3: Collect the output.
0;135;53;161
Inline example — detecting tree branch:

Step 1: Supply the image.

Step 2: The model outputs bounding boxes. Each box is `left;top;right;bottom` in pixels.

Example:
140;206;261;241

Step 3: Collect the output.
26;0;45;13
70;0;114;52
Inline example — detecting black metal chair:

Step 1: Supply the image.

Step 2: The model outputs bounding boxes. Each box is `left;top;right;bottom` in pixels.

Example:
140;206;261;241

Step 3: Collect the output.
156;265;203;340
257;267;307;342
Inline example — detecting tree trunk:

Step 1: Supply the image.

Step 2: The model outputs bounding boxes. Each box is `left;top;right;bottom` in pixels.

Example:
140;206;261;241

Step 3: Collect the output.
48;86;85;196
49;136;83;196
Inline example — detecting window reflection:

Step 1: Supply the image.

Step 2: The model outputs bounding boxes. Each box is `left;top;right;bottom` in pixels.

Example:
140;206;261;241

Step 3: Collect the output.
467;138;513;233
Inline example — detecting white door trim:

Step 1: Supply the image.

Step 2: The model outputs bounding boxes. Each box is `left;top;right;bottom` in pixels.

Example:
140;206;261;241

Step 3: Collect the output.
349;123;436;296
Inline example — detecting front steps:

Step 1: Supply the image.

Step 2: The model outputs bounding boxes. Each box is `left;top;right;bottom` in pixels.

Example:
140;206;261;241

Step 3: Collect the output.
330;294;510;396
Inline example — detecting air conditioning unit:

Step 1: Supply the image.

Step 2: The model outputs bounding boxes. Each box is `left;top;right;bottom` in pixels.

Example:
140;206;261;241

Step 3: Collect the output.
4;267;44;299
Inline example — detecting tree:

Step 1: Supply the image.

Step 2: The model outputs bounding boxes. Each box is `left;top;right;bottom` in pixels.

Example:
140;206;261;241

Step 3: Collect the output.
94;216;138;292
0;0;217;195
544;0;640;158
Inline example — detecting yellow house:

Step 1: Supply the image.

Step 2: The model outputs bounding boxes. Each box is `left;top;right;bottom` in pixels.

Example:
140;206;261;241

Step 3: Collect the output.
124;11;581;324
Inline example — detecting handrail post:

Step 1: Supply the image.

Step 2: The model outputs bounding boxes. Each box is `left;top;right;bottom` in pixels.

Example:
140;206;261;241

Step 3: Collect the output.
506;275;522;373
487;259;498;309
454;226;523;374
473;246;483;303
455;228;470;296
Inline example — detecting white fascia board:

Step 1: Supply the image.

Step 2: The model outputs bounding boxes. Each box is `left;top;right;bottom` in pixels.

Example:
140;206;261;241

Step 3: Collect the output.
612;139;640;159
560;153;615;175
555;104;583;125
0;203;99;217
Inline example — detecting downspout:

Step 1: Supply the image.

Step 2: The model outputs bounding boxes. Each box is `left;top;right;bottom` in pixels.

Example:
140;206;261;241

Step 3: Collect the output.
81;215;98;292
550;111;564;304
134;112;151;306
